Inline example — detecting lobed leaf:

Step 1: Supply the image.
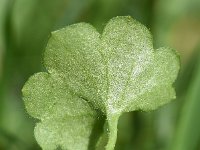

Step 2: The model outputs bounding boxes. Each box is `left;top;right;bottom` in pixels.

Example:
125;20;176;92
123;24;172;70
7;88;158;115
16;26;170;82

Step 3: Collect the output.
22;16;180;150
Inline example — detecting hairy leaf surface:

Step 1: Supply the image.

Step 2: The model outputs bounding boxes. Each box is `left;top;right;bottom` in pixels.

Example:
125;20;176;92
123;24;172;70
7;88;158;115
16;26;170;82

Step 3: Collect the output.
22;16;180;150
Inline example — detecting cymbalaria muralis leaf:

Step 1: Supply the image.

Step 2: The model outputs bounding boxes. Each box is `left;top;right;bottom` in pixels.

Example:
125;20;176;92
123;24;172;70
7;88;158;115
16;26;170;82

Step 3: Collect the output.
22;16;180;150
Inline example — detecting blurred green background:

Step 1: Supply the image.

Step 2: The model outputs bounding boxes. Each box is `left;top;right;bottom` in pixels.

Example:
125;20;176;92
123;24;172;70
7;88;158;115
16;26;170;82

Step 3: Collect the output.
0;0;200;149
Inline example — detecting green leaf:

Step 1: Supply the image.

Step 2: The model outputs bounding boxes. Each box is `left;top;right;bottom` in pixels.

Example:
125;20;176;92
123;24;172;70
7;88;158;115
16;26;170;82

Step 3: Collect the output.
23;73;97;150
22;16;180;150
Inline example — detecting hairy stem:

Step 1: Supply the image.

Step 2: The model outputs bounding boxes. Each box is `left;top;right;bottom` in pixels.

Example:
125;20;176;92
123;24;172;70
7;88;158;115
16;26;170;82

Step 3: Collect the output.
105;114;120;150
